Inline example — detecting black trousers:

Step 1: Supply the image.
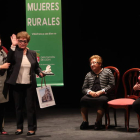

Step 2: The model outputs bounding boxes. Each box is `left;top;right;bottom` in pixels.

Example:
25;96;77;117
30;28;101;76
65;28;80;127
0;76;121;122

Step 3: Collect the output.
132;98;140;116
12;84;37;131
80;94;108;110
0;102;6;130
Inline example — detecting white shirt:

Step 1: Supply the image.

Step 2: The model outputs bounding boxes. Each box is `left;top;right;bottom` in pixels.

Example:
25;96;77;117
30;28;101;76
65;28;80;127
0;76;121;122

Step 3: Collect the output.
16;55;31;84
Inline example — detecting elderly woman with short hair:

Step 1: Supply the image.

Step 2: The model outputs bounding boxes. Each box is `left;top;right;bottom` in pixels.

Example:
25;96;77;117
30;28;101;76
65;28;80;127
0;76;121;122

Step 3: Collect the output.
6;31;44;136
80;55;115;130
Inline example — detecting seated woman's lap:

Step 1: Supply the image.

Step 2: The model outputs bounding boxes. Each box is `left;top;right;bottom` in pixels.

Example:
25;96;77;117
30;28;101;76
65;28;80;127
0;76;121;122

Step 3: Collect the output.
132;98;140;116
80;94;108;109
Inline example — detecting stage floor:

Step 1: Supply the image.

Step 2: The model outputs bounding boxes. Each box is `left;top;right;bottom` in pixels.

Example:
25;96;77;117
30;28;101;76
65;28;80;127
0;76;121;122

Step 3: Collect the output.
1;107;140;140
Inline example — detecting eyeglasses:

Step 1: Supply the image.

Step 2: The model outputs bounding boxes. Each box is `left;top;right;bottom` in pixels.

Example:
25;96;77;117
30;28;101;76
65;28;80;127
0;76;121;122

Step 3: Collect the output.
90;62;99;65
18;40;28;43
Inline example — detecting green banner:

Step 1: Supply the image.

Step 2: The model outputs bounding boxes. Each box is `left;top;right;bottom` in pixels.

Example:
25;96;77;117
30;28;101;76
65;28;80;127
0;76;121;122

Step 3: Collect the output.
26;0;63;86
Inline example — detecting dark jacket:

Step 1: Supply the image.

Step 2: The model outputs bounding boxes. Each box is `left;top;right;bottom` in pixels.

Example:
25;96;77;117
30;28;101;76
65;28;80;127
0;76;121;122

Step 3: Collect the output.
6;47;42;88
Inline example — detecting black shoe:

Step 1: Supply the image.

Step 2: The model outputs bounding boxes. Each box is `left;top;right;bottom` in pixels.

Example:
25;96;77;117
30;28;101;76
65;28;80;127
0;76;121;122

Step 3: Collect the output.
94;121;101;130
0;128;9;135
15;130;23;135
80;121;89;130
27;131;35;136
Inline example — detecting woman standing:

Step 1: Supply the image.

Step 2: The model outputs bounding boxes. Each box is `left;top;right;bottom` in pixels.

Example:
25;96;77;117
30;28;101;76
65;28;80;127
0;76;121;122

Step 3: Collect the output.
0;35;10;135
7;31;44;136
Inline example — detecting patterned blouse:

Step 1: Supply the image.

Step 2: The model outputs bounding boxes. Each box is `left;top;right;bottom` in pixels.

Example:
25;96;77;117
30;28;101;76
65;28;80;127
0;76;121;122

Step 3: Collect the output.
82;68;115;95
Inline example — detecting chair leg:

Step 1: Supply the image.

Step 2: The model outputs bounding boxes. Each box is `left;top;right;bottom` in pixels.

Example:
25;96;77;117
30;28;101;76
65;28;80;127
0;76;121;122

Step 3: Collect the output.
105;108;110;129
137;114;140;132
124;110;127;128
125;106;130;132
113;109;117;127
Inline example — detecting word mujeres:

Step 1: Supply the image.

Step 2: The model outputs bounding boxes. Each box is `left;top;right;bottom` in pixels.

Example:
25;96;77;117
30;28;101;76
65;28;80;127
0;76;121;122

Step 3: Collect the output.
27;2;59;11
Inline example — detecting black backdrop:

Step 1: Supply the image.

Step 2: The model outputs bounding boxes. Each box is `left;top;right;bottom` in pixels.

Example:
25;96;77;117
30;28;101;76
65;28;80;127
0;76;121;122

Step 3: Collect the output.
0;1;140;108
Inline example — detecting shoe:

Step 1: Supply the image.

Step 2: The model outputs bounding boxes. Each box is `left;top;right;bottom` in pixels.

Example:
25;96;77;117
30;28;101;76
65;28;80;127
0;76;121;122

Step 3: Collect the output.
80;121;89;130
27;131;35;136
0;128;9;135
94;121;101;130
15;130;23;135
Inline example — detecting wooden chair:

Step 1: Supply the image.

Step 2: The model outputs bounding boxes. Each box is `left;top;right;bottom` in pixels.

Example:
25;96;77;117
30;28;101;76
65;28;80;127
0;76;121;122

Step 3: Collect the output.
104;66;120;99
104;66;120;128
122;68;140;131
106;68;140;131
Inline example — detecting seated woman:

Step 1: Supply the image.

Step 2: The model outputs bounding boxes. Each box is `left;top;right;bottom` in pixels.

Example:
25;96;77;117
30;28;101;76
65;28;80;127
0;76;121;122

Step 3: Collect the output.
80;55;115;130
132;83;140;117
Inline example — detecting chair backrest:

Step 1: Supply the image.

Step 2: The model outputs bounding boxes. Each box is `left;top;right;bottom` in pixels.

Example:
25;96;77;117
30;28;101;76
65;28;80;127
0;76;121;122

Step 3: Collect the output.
104;66;120;99
122;68;140;99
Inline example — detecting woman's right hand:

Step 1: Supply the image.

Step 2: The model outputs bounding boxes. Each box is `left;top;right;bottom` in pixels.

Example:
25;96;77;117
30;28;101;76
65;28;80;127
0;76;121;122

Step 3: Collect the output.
0;63;10;69
89;91;98;98
133;82;140;91
11;34;18;46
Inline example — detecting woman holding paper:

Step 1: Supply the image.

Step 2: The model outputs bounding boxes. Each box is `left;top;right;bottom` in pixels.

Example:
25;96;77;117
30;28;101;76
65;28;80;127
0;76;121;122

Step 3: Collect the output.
6;31;44;136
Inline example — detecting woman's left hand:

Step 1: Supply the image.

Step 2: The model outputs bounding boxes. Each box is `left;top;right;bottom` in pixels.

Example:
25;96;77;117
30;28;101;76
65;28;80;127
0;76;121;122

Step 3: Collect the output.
39;72;45;77
133;82;140;91
95;91;102;97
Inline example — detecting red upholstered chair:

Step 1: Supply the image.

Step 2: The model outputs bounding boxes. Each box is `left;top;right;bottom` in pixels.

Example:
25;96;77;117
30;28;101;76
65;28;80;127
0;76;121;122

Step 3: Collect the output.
106;68;140;131
104;66;120;128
